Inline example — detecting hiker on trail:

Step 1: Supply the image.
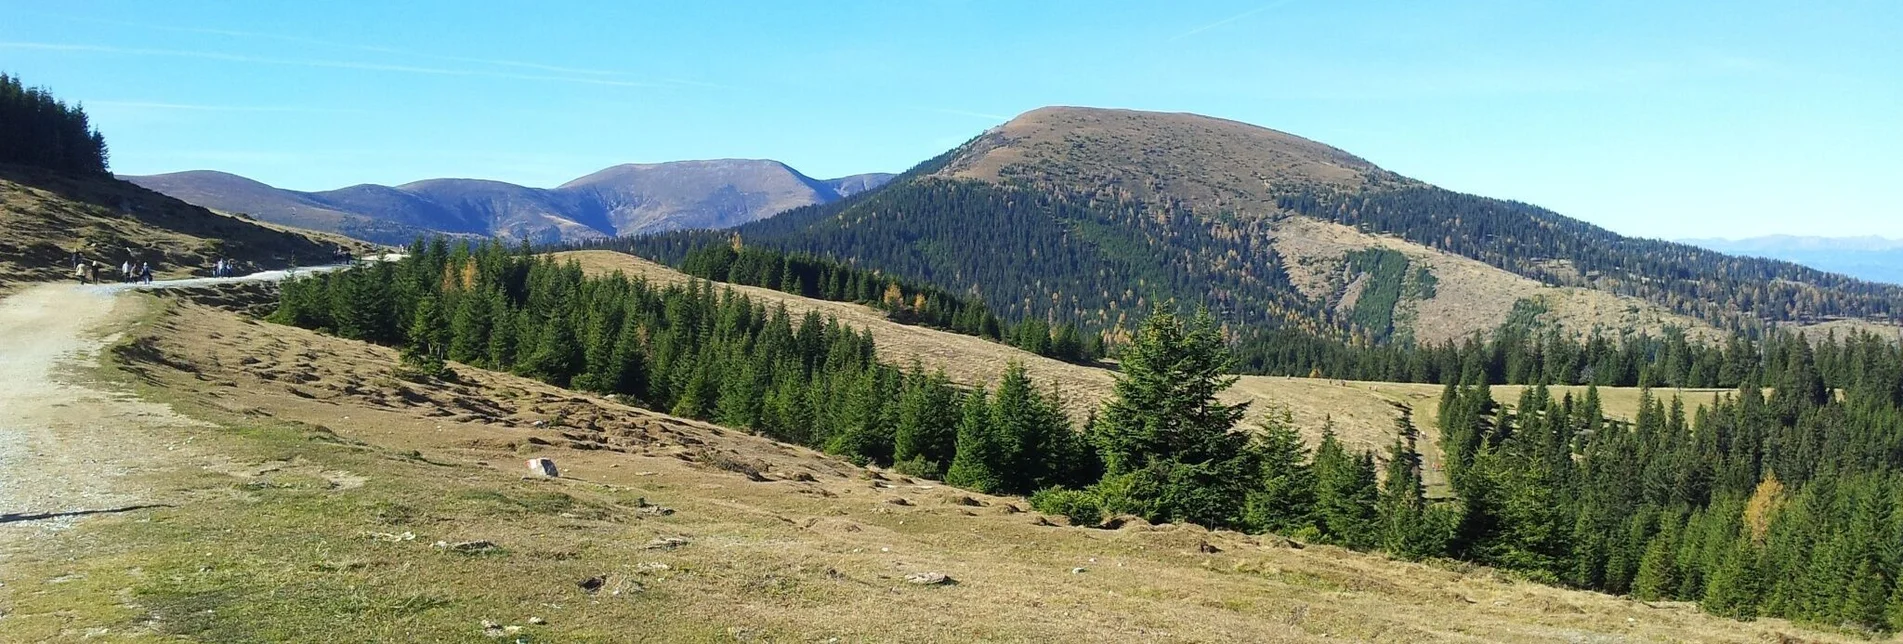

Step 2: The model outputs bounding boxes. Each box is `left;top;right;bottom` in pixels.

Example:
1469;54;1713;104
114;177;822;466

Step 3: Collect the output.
139;262;153;284
74;261;93;284
121;260;133;283
214;258;226;277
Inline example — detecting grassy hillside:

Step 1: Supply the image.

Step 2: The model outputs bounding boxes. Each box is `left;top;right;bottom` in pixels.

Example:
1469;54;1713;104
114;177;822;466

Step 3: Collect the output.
1271;216;1721;345
664;106;1900;348
0;291;1848;642
0;164;370;294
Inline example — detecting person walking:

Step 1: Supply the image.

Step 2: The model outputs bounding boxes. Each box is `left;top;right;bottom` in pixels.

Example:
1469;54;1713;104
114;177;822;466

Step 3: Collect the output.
140;262;153;284
121;260;133;283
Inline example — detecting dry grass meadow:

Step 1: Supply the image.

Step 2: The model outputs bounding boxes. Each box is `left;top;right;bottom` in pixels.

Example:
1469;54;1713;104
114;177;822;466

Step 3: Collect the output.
0;289;1856;643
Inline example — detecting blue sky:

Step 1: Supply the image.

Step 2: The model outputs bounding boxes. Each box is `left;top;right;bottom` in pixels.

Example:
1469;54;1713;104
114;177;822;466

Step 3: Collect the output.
3;0;1898;239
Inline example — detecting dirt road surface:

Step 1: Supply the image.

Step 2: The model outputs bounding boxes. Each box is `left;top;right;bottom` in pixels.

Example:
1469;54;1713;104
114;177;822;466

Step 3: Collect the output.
0;265;353;547
0;286;199;551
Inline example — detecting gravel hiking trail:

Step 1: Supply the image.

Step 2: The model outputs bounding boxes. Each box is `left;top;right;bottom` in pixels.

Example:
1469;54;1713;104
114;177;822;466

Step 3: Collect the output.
0;265;363;550
0;284;201;553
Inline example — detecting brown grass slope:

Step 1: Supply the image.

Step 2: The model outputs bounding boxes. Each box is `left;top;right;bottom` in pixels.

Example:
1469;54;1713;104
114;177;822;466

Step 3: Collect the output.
939;106;1404;209
0;165;371;294
0;292;1848;642
1272;216;1721;345
555;250;1735;496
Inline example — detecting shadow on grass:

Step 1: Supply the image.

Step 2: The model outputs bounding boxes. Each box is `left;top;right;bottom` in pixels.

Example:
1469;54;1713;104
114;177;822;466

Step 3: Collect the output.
1;503;171;524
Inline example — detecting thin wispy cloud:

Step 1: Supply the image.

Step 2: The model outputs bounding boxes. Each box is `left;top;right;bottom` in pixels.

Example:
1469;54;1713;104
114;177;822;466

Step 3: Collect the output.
0;41;658;88
1170;0;1296;41
26;10;629;77
84;100;370;114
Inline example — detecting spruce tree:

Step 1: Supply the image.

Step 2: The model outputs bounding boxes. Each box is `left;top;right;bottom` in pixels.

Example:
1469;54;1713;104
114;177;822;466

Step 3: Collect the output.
485;298;520;369
1633;531;1680;601
1090;308;1248;473
1088;308;1254;528
714;355;764;430
1313;428;1380;550
893;365;957;476
404;295;448;358
825;366;894;464
447;291;492;365
992;362;1077;492
606;314;648;398
521;312;584;387
1379;430;1433;558
1703;540;1763;620
1243;411;1315;535
945;388;1007;493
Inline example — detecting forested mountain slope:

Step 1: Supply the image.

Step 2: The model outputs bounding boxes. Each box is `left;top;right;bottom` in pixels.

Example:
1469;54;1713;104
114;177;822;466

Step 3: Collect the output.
633;107;1902;345
126;162;895;245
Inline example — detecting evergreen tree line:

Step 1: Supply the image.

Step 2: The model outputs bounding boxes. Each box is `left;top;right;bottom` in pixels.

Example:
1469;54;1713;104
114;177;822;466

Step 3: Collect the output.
1277;187;1903;330
1421;327;1903;631
272;242;1903;630
0;73;109;175
1023;307;1462;557
596;218;1895;393
568;240;1106;363
1232;323;1899;392
1036;306;1903;631
268;239;1094;490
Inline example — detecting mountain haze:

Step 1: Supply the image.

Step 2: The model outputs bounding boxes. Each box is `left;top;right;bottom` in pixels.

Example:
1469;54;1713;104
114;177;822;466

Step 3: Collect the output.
126;161;894;245
1684;235;1903;285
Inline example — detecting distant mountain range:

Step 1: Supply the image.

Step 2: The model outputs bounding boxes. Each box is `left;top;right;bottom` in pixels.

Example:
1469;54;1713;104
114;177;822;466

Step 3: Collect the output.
123;161;894;245
1681;236;1903;285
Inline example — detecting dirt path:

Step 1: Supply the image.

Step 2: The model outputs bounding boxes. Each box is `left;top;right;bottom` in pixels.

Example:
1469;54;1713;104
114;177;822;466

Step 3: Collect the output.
0;285;205;549
0;263;370;544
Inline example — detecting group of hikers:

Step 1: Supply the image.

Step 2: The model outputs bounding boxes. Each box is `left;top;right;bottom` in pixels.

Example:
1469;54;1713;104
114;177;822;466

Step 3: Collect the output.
70;258;154;285
68;251;242;285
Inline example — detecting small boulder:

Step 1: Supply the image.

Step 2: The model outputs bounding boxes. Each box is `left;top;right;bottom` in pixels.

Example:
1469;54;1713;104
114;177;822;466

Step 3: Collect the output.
435;540;499;553
526;457;559;478
903;572;953;586
643;536;690;550
1098;514;1150;530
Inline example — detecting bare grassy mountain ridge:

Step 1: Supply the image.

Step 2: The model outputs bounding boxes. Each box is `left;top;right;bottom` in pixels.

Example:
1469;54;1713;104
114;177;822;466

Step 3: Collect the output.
708;106;1898;346
127;161;895;245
